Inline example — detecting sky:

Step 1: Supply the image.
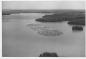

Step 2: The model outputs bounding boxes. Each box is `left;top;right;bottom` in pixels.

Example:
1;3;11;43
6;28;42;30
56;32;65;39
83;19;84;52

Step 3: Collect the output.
2;1;85;10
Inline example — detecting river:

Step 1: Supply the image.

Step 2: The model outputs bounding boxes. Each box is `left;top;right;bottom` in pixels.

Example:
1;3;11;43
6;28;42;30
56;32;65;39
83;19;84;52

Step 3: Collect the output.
2;13;85;57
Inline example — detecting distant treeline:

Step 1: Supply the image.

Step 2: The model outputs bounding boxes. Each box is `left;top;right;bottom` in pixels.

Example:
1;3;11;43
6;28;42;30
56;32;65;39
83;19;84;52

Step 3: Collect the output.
2;9;85;15
2;9;60;15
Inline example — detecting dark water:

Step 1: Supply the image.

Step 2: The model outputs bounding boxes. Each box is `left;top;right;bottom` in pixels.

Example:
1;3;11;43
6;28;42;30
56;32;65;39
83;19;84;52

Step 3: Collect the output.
2;13;85;57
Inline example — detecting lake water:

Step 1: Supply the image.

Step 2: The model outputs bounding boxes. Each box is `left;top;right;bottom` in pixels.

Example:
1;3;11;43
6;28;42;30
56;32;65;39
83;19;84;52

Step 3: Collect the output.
2;13;85;57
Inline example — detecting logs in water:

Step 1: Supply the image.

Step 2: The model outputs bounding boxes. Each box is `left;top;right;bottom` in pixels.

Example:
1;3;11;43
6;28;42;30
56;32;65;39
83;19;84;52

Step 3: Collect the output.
27;24;63;36
72;26;83;31
37;29;63;36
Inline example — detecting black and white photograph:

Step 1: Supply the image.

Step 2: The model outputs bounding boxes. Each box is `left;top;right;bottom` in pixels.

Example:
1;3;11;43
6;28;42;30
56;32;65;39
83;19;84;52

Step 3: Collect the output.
2;1;85;57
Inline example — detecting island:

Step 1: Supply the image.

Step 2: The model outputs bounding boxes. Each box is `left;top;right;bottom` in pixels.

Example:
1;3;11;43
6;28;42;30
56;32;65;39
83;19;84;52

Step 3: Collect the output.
68;20;85;26
36;10;85;26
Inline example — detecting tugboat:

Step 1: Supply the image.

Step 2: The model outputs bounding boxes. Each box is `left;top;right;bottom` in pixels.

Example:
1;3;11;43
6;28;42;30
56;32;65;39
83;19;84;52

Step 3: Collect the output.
39;52;58;57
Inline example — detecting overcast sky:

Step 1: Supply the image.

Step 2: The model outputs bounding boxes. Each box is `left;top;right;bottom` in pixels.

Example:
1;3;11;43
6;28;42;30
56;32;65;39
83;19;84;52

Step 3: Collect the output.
2;1;85;10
